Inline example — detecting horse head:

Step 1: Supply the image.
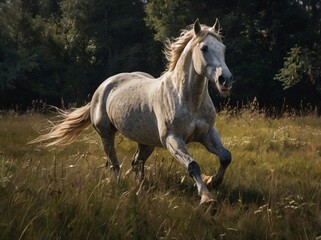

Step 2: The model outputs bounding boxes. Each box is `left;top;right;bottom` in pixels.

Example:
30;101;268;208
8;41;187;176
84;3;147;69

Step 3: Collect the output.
192;19;234;93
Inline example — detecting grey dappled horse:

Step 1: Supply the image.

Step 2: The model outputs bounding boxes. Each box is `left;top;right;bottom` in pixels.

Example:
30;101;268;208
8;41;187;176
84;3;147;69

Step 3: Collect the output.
32;20;234;204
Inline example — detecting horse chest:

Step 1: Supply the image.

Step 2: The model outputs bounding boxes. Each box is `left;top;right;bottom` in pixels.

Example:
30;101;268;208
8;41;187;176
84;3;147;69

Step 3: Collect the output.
170;107;214;142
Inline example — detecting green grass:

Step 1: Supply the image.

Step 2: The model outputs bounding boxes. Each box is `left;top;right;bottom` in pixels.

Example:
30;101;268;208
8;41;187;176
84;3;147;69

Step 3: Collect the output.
0;112;321;239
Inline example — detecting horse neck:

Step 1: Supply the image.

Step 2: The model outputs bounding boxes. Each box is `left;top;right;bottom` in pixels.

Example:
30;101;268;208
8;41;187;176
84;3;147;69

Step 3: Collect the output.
171;45;208;107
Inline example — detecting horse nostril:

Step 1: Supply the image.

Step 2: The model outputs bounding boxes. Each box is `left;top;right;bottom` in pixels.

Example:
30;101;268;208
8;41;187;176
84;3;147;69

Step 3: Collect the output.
218;75;225;85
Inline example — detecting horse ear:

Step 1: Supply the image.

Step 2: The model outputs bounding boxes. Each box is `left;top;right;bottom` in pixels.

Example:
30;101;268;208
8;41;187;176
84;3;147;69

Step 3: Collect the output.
193;19;201;36
213;18;221;33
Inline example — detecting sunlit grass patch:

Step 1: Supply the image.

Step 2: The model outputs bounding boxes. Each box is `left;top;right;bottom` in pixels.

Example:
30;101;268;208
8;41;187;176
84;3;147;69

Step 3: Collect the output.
0;112;320;239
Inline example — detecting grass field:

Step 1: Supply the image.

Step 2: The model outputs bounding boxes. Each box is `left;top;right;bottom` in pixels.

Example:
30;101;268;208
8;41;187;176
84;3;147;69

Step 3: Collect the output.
0;111;321;239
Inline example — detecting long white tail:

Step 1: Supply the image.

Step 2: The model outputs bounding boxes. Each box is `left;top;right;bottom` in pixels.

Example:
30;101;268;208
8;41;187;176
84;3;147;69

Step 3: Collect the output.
30;103;91;147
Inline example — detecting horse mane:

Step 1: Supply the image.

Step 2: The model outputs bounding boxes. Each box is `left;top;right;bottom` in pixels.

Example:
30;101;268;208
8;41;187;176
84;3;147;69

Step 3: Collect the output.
164;24;222;72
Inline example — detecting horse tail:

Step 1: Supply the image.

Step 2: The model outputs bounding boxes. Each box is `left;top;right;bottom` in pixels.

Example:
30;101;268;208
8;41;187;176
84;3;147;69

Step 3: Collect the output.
30;103;91;147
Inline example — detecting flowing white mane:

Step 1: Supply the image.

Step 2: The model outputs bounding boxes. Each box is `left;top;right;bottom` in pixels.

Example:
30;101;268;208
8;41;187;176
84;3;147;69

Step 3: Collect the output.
164;24;222;71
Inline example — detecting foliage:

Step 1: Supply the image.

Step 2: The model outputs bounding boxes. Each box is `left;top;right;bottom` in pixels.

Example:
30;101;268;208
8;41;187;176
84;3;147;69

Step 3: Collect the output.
274;46;305;89
0;0;320;111
145;0;193;41
0;113;321;239
274;45;321;105
0;0;161;109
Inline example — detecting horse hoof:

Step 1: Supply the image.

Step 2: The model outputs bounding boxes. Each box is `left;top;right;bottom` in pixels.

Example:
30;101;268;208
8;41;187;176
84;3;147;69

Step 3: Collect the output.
201;174;223;189
201;174;214;189
199;193;218;215
201;174;211;183
200;192;215;205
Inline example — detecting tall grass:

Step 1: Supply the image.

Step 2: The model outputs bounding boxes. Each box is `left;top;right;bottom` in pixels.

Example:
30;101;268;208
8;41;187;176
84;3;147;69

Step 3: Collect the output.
0;112;320;239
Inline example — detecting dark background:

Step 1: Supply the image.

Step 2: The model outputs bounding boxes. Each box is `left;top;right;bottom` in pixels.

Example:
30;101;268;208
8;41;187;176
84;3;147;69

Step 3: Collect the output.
0;0;320;114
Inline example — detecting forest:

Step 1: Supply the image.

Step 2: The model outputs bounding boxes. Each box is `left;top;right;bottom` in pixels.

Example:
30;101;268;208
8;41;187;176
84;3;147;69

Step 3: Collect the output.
0;0;320;114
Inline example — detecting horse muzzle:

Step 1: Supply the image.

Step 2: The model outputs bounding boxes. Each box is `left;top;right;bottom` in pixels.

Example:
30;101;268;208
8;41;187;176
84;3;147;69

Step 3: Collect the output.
206;66;234;93
217;75;233;93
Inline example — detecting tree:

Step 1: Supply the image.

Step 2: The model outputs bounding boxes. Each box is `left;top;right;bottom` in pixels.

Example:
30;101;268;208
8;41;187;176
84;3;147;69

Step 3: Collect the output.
0;0;66;108
274;0;321;108
274;45;321;107
0;0;162;109
1;0;320;111
145;0;193;41
59;0;162;99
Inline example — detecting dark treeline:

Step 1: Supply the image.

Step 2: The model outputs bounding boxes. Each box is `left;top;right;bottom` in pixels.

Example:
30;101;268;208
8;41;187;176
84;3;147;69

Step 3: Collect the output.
0;0;320;114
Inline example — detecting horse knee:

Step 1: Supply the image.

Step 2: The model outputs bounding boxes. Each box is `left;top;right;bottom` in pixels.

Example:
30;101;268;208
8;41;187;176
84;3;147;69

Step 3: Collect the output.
220;149;231;167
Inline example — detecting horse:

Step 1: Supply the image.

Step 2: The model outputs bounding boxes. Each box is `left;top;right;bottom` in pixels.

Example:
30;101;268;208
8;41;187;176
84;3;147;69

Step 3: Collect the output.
31;19;234;205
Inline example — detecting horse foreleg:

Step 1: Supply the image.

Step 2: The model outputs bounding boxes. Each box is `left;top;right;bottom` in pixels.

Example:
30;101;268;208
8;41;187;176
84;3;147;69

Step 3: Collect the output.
131;144;154;181
201;127;231;189
165;134;213;205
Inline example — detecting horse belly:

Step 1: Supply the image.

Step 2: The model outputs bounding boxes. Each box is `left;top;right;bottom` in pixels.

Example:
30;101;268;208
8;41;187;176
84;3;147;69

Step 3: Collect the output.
117;113;161;146
107;93;161;146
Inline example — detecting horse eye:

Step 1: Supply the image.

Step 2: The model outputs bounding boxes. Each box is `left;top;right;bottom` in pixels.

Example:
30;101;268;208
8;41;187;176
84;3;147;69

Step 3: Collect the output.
201;45;208;52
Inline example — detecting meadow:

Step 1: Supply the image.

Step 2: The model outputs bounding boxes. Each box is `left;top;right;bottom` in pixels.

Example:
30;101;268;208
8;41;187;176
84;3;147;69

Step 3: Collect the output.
0;110;320;239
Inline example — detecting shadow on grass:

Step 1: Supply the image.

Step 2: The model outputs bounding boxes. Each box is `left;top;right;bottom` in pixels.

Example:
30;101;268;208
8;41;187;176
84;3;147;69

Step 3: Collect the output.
116;160;267;207
217;184;266;206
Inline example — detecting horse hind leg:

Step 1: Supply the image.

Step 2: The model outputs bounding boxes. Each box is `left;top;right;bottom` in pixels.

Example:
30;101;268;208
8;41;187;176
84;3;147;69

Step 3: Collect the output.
90;87;121;181
131;144;154;181
100;131;120;180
